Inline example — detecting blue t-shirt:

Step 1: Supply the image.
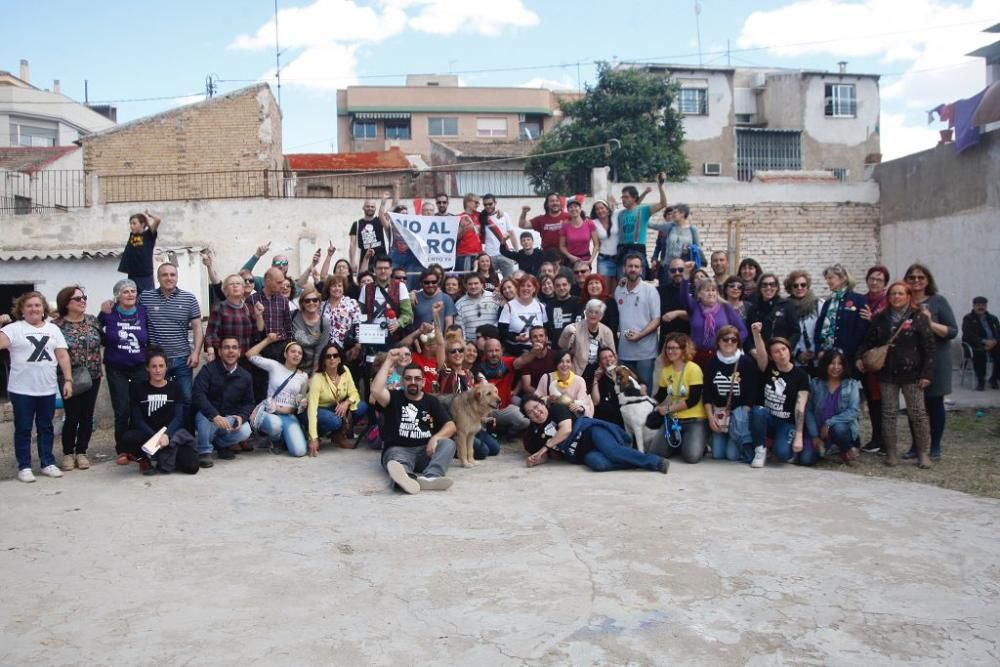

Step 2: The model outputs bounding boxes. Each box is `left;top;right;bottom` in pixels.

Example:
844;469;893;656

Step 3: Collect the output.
411;290;457;328
616;204;653;247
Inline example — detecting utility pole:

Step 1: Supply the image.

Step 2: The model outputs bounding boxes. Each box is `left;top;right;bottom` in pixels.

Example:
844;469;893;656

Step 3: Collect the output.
695;2;703;66
274;0;282;107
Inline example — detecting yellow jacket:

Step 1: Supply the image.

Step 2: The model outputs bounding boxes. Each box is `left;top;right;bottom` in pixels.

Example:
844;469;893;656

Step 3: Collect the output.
307;368;361;440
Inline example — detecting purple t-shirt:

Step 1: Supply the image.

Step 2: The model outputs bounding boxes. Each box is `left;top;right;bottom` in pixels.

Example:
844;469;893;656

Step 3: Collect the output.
561;219;596;260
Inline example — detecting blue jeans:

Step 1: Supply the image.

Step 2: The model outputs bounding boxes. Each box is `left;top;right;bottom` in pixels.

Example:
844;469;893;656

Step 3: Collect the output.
166;356;193;419
301;402;369;439
621;358;655;393
9;392;57;471
130;275;155;292
257;413;308;457
195;413;252;455
597;254;618;278
712;405;766;462
473;430;501;459
752;411;798;463
454;255;476;272
808;421;854;466
582;427;664;472
666;417;708;464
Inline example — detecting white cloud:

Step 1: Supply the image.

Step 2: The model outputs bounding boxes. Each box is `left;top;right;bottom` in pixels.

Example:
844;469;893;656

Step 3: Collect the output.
735;0;996;159
518;76;576;90
230;0;540;92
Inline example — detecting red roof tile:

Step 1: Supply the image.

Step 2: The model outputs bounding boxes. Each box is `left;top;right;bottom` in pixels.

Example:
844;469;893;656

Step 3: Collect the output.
285;147;411;172
0;146;79;174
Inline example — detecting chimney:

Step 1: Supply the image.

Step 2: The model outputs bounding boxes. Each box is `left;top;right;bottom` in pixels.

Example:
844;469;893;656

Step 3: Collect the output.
53;79;61;94
838;61;847;74
20;59;29;83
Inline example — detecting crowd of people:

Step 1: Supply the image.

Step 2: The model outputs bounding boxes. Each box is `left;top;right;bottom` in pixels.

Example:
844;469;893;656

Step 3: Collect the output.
2;182;992;493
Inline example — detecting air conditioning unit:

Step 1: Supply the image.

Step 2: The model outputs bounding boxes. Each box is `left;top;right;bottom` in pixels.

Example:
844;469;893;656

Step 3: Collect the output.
703;162;722;176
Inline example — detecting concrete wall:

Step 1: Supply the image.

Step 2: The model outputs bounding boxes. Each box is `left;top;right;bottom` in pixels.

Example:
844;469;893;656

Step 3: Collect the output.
875;129;1000;314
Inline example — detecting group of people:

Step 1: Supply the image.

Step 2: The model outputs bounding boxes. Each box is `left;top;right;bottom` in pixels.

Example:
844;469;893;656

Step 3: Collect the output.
2;183;990;493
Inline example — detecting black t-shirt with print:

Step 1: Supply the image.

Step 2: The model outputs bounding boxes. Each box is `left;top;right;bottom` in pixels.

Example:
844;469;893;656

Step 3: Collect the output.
761;363;809;422
381;390;451;448
350;218;388;256
546;298;583;342
524;403;582;457
130;380;180;434
703;354;761;409
118;228;157;277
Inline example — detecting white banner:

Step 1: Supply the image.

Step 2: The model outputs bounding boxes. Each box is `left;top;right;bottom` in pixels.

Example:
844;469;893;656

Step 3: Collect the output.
388;212;460;269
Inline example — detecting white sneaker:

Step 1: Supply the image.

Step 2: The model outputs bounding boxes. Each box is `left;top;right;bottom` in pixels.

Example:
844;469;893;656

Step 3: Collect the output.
17;468;36;483
40;465;64;478
416;475;453;491
387;461;420;494
750;446;767;469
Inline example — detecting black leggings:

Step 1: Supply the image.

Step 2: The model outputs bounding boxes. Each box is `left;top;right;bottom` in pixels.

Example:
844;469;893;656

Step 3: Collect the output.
62;378;102;455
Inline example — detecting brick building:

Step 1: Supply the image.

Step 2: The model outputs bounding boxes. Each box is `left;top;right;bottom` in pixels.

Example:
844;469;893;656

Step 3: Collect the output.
78;83;282;202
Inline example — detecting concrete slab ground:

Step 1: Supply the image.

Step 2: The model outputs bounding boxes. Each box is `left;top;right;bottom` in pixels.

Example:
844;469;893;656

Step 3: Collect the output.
1;444;998;666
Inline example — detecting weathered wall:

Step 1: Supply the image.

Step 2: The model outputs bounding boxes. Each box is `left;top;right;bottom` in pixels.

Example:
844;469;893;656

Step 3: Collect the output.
875;129;1000;313
78;84;282;201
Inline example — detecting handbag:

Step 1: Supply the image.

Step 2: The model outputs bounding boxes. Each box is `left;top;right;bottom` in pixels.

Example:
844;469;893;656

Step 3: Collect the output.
712;369;740;432
250;371;298;433
861;314;909;372
72;365;93;393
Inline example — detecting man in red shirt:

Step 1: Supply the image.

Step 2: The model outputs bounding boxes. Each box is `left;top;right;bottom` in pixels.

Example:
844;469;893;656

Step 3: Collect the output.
479;337;530;438
519;192;568;263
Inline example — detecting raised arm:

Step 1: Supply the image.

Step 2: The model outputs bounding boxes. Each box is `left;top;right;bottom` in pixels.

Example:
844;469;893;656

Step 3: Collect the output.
750;321;767;371
370;348;400;408
320;241;335;282
648;172;668;215
298;249;321;288
145;208;162;233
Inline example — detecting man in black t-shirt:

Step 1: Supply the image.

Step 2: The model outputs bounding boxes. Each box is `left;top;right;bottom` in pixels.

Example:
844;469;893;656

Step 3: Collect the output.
371;349;456;494
348;199;388;273
546;275;583;343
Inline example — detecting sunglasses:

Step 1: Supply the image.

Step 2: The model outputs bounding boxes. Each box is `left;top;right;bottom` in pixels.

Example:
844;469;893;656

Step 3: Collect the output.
302;298;320;304
448;348;464;354
325;353;340;359
423;280;439;286
760;282;778;288
70;295;88;302
791;283;808;289
669;268;685;274
725;283;742;289
244;278;255;284
720;336;739;343
272;261;289;267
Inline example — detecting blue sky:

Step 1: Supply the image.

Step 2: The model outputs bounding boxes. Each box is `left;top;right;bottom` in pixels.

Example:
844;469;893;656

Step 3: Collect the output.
4;0;996;159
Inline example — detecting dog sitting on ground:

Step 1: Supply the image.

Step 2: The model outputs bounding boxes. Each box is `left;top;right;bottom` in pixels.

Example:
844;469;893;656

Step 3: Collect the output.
448;383;501;467
611;366;660;453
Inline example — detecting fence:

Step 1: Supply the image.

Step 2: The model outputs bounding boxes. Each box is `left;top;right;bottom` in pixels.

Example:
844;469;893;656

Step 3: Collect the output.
0;167;592;213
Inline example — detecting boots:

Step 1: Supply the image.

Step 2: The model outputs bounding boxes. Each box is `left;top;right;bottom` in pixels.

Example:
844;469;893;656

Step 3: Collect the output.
917;440;932;469
884;441;898;467
334;413;355;449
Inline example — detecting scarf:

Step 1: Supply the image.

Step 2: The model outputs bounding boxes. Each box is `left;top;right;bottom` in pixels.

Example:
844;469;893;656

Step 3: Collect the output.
115;305;138;316
787;292;819;321
479;359;509;381
818;289;845;350
701;302;722;344
555;371;576;391
716;347;743;365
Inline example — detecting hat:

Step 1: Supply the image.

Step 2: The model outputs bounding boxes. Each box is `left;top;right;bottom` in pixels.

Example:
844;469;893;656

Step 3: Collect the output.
113;279;137;299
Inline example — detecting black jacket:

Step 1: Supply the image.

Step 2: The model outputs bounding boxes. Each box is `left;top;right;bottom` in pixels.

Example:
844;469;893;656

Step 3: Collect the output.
744;296;798;352
962;310;1000;351
859;309;934;385
192;359;255;421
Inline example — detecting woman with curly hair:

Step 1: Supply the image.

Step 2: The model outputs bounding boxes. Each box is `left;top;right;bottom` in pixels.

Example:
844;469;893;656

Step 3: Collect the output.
498;275;547;355
783;270;824;373
652;332;708;464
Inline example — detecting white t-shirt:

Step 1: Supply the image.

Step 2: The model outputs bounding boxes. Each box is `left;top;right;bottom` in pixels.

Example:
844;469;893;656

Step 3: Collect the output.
598;211;620;256
498;298;548;336
248;356;310;409
483;211;514;257
2;320;68;396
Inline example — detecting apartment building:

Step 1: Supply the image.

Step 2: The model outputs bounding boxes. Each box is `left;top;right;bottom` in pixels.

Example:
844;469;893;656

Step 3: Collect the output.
336;75;577;160
622;63;881;182
0;60;115;147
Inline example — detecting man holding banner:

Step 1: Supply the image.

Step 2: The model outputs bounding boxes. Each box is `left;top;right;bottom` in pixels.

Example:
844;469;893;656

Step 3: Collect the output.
386;207;462;274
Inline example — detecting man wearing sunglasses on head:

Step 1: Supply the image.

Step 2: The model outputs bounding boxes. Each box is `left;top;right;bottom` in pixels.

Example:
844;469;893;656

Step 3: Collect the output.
240;240;302;297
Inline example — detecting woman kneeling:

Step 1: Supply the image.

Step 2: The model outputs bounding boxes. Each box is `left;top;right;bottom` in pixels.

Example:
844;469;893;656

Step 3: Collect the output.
247;335;310;457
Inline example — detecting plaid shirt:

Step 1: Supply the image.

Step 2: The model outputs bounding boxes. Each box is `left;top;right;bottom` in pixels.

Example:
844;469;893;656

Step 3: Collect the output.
249;290;292;340
205;299;259;352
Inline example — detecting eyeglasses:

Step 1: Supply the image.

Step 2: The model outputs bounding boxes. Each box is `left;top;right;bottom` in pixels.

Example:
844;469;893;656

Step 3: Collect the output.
720;335;739;343
244;278;255;284
448;348;464;354
906;275;926;282
760;282;778;288
272;261;288;267
669;268;685;274
302;298;320;304
70;295;88;302
423;280;438;286
791;283;808;289
325;353;340;359
725;283;742;290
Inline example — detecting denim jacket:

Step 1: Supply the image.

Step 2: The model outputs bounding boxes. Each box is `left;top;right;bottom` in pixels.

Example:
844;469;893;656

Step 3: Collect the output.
805;377;860;441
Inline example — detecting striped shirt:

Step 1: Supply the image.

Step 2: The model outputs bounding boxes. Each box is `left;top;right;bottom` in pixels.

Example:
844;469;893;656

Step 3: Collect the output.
139;287;201;358
455;291;500;342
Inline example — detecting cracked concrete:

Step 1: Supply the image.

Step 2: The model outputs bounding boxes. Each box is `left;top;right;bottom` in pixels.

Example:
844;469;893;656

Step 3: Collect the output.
1;445;998;666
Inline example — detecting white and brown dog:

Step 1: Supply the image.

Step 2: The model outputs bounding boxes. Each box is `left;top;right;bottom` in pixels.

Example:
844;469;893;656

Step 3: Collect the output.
610;365;660;453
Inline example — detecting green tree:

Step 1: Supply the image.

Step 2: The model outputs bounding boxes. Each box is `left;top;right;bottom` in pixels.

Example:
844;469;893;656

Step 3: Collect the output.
525;63;689;193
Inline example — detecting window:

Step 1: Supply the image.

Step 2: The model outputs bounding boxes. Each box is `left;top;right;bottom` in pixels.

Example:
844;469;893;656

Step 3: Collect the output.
735;113;754;125
352;120;376;140
384;120;411;140
736;129;802;182
825;84;857;117
826;168;848;182
519;114;544;140
428;117;458;136
9;120;57;147
476;117;507;138
679;88;708;115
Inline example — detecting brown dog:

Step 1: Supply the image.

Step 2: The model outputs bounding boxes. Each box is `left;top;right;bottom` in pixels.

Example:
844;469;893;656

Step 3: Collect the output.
449;383;501;467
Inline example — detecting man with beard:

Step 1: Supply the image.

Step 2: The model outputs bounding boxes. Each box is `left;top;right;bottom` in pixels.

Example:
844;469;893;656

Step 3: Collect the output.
519;192;569;263
348;199;387;274
658;258;691;346
371;349;456;494
480;336;531;438
710;251;729;289
615;253;661;390
546;275;583;343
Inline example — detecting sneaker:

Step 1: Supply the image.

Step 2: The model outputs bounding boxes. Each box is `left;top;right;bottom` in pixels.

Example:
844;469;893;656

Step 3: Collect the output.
75;454;90;470
387;461;420;494
17;468;36;483
656;457;670;474
860;441;882;454
199;454;215;469
750;446;767;469
60;454;76;471
217;448;236;460
40;465;64;478
416;475;454;491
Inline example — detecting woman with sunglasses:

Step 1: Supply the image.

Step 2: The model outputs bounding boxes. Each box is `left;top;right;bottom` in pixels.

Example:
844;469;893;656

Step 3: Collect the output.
814;264;868;370
652;333;708;463
703;325;766;463
303;341;367;454
292;287;330;372
53;286;103;472
744;272;798;355
902;263;957;461
247;334;310;456
721;275;749;321
783;270;824;374
857;265;890;454
805;350;861;466
856;281;934;467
